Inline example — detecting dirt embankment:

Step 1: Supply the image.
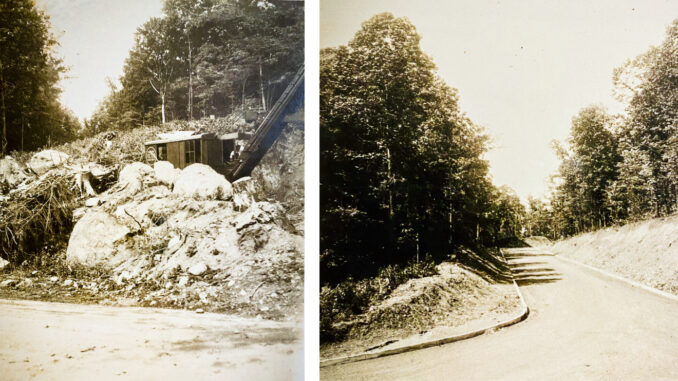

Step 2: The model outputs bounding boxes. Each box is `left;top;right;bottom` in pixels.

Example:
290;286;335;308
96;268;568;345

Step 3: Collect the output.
320;251;523;360
546;215;678;295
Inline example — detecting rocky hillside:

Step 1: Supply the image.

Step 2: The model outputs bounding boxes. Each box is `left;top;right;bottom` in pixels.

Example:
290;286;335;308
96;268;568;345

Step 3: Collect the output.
252;109;304;230
0;114;304;319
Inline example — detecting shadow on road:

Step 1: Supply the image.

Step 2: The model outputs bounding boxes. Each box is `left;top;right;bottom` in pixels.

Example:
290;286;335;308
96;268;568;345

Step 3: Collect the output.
456;248;514;284
503;248;562;286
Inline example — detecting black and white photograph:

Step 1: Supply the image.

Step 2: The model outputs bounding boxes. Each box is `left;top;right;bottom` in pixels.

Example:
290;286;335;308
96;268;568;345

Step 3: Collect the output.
319;1;678;379
0;0;304;379
5;0;678;379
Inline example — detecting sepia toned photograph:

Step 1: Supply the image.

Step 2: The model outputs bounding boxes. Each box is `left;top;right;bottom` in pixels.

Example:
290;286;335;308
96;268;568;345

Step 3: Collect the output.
319;0;678;380
0;0;304;379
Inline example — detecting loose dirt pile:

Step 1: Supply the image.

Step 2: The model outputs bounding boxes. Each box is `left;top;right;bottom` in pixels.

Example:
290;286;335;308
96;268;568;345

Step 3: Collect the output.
549;215;678;296
320;261;522;359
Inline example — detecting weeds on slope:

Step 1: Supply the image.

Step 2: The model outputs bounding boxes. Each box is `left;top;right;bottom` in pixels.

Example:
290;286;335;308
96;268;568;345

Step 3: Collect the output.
320;258;436;343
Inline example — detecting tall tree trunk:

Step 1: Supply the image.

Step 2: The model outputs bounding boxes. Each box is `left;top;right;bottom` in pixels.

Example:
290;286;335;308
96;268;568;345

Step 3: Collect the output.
416;232;420;263
1;69;6;157
241;76;247;110
387;147;393;218
1;83;5;157
259;62;266;112
448;202;453;247
188;37;193;120
161;93;166;124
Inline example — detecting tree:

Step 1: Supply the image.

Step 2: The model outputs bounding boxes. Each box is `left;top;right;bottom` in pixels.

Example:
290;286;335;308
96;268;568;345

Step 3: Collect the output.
130;17;182;124
91;0;303;129
321;13;507;284
613;20;678;217
0;0;79;154
163;0;217;120
524;197;553;238
547;106;620;235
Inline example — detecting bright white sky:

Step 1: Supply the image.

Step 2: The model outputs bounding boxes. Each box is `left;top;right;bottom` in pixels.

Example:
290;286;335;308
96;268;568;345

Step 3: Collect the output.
36;0;164;121
320;0;678;201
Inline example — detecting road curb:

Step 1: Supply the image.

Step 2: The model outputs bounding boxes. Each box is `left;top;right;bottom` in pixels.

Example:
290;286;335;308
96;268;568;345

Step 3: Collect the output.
319;251;530;368
554;254;678;302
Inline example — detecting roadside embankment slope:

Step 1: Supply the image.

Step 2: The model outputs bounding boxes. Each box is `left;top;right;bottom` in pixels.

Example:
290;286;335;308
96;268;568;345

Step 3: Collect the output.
545;214;678;296
320;249;523;360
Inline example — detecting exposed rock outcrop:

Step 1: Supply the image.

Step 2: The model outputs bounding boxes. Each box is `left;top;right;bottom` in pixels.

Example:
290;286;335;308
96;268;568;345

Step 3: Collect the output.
66;211;133;267
27;150;69;175
173;163;233;200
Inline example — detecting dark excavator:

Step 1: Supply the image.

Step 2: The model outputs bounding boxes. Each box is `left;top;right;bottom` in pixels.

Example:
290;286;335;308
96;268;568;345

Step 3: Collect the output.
229;65;304;181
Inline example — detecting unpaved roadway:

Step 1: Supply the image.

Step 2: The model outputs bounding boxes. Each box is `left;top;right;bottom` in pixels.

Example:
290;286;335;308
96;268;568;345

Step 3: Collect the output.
0;299;302;380
321;247;678;380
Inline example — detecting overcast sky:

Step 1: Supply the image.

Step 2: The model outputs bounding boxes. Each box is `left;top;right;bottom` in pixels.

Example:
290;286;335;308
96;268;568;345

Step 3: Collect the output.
36;0;164;122
320;0;678;201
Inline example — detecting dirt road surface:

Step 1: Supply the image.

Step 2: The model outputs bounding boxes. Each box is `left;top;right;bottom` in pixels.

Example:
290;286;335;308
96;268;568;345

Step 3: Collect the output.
321;247;678;380
0;299;302;380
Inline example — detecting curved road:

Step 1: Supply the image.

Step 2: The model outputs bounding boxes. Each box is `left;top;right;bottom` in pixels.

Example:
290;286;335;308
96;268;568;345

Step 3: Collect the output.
0;299;302;380
321;247;678;380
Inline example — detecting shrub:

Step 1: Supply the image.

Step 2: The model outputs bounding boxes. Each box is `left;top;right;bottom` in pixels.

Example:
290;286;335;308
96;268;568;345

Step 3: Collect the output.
0;172;78;264
320;258;436;343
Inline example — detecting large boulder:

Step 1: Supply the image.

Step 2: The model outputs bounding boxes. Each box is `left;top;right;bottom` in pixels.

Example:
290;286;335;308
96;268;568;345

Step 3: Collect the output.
119;162;153;195
27;150;69;175
0;156;29;189
173;163;233;200
66;211;133;267
154;161;180;186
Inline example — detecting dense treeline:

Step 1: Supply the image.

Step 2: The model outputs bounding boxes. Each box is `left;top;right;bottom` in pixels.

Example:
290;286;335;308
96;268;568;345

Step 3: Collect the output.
0;0;80;155
84;0;303;135
320;14;524;285
527;20;678;238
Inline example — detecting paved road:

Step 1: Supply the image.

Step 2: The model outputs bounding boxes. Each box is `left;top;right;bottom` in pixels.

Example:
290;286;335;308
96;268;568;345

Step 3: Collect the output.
0;299;302;380
321;247;678;380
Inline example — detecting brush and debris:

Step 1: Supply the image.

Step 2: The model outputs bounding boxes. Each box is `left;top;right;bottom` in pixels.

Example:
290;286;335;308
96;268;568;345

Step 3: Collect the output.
0;115;304;321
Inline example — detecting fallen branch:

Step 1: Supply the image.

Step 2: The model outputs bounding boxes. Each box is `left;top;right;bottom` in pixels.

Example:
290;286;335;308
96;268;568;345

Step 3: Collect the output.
123;208;143;232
